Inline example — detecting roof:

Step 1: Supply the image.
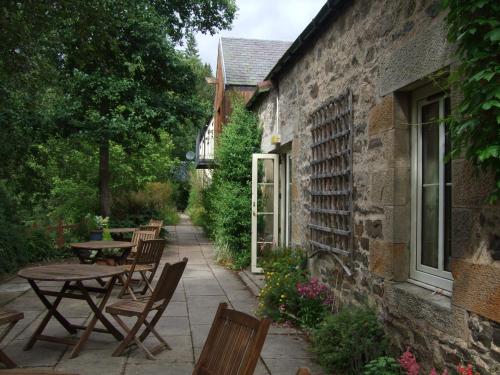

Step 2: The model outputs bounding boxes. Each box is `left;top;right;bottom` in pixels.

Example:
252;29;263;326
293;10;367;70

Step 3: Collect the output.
220;37;292;86
247;0;349;108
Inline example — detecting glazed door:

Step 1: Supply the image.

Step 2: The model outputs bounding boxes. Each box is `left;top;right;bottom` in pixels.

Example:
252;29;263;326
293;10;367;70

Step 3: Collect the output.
251;154;279;273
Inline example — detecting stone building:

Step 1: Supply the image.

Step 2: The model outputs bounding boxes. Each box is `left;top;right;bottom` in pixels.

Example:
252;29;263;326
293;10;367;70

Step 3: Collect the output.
195;37;290;170
247;0;500;372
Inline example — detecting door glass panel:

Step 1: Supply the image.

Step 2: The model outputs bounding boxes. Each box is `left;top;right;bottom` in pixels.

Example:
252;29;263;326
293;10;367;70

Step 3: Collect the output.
258;185;275;213
257;214;274;243
421;101;440;269
258;159;275;183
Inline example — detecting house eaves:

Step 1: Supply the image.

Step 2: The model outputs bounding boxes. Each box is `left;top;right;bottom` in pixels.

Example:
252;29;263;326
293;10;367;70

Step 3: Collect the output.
247;0;350;109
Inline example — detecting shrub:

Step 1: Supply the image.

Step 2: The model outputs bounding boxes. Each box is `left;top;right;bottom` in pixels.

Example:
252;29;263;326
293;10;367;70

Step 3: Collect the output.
258;248;308;323
112;181;179;225
296;278;334;328
364;356;401;375
186;170;209;228
312;305;387;375
202;97;261;267
0;182;61;276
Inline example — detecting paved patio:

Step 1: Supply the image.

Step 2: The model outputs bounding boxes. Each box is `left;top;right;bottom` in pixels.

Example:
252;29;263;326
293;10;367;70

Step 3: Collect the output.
0;216;324;375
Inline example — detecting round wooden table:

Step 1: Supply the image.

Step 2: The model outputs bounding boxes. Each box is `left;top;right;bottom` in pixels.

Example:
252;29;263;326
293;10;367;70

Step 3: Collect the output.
70;240;133;265
18;264;126;358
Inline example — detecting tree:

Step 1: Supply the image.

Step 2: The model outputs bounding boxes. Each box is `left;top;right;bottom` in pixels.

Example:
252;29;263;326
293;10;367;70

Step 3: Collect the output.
0;0;236;216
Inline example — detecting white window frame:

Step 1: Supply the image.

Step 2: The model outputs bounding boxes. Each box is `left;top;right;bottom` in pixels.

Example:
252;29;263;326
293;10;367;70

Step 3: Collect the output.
285;153;292;246
279;152;293;248
410;86;453;292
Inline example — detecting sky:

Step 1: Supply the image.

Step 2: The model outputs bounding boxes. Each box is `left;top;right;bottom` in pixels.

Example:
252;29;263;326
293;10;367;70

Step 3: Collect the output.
195;0;326;72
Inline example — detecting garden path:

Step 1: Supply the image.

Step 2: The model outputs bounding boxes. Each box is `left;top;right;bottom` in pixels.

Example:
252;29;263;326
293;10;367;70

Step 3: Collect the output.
0;215;324;375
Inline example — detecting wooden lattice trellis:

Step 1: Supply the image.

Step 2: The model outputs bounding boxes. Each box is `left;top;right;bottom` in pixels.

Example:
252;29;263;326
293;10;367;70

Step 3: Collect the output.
309;90;353;256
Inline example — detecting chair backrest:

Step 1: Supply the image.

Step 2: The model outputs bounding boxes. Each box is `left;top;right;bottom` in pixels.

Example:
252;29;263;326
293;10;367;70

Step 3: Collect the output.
193;303;271;375
134;239;166;266
140;224;161;238
130;230;156;254
150;257;188;305
149;219;163;227
296;368;311;375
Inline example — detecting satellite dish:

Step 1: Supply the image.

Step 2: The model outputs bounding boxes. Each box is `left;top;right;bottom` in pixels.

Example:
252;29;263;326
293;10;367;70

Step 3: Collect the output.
186;151;195;161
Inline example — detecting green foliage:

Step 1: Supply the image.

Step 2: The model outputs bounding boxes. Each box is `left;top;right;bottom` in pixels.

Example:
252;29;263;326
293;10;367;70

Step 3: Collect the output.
0;182;62;276
257;248;308;323
444;0;500;202
203;99;262;267
312;305;387;375
112;182;179;225
0;0;234;224
363;357;401;375
186;170;209;228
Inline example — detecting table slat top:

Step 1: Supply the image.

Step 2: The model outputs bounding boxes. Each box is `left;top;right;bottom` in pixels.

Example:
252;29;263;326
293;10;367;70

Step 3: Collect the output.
70;241;133;250
18;264;126;281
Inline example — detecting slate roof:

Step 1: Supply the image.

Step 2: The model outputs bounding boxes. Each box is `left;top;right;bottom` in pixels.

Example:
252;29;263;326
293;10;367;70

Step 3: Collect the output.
220;37;292;86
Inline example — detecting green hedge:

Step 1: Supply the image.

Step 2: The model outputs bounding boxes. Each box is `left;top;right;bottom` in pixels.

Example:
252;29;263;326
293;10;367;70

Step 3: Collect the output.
202;97;261;268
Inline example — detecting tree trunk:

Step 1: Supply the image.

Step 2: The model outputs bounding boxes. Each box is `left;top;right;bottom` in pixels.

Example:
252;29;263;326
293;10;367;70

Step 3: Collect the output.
99;139;112;217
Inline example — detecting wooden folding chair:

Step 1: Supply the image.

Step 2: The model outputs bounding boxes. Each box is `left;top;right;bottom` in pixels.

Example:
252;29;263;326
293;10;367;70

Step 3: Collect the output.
193;302;271;375
119;239;166;300
0;310;24;368
139;225;161;238
106;257;188;359
296;368;311;375
149;219;163;228
127;230;156;260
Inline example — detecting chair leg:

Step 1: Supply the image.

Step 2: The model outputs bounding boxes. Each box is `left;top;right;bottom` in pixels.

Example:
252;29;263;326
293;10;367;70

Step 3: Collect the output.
140;320;172;350
0;322;18;369
0;348;16;368
139;271;154;295
111;315;155;359
118;273;138;301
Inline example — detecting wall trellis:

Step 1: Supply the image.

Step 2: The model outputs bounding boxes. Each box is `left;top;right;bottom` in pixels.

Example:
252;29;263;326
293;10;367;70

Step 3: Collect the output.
309;90;353;256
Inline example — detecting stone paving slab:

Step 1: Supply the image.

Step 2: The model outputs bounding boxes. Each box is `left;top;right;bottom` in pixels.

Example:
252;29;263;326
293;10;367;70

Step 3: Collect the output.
0;215;323;375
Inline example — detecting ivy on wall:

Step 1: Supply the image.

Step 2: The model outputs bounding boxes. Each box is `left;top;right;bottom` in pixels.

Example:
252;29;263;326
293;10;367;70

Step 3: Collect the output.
444;0;500;202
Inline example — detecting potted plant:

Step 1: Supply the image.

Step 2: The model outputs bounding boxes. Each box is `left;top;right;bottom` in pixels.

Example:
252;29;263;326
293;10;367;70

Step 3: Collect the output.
87;215;110;241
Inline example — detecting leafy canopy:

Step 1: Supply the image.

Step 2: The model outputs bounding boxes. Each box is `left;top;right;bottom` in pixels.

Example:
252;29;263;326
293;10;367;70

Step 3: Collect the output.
444;0;500;202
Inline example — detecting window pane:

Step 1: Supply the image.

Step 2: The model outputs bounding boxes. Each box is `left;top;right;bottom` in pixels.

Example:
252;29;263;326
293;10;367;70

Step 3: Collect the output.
422;184;439;268
421;102;440;185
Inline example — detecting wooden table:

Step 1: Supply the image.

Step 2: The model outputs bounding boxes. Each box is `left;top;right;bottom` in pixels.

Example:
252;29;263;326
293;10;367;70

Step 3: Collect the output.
18;264;125;358
70;241;133;265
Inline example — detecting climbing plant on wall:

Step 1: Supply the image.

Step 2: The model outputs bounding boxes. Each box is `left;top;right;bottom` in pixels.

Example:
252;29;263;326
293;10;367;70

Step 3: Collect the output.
444;0;500;202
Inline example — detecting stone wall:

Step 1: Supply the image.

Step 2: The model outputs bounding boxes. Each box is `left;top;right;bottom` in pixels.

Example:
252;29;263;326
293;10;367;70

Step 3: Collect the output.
252;0;500;373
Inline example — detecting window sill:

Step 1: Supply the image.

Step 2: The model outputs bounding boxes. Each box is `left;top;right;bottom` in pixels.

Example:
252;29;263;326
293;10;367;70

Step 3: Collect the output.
386;281;468;339
392;281;452;310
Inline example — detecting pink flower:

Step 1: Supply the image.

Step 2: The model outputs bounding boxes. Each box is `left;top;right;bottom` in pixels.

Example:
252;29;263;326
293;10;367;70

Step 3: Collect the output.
399;348;420;375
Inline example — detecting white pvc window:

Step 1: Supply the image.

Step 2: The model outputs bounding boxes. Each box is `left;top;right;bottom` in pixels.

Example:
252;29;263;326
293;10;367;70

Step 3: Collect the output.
411;88;453;292
285;153;293;246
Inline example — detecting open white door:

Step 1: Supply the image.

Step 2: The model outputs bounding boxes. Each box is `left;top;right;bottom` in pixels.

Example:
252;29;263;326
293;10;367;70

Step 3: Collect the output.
251;153;279;273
